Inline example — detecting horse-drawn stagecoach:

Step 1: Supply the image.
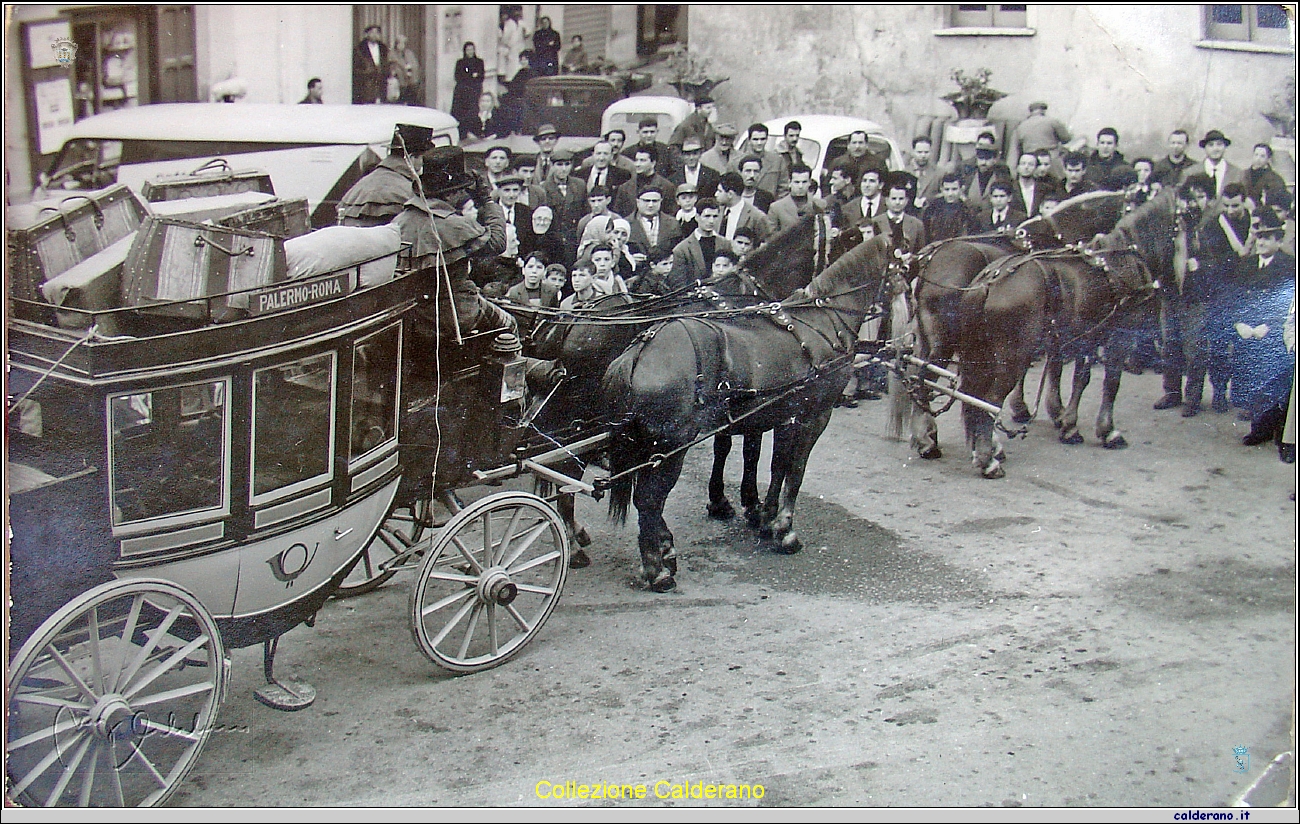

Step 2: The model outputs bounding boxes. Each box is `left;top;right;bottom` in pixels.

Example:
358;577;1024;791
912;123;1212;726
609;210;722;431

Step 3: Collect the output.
5;163;606;806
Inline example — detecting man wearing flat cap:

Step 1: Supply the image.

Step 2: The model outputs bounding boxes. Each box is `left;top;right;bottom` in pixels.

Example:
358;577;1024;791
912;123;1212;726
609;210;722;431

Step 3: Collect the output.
531;123;561;185
669;136;721;200
534;147;587;255
1198;130;1243;200
338;124;433;225
702;123;741;175
1008;101;1073;169
353;24;388;104
670;95;718;152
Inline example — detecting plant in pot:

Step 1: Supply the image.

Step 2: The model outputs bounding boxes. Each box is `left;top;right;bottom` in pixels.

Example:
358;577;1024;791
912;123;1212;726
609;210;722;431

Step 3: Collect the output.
941;68;1008;121
666;45;728;101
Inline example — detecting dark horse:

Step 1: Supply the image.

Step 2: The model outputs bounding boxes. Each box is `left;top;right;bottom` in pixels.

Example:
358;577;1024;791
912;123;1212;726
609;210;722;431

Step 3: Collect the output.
954;191;1176;478
897;191;1131;459
603;236;894;591
528;212;831;526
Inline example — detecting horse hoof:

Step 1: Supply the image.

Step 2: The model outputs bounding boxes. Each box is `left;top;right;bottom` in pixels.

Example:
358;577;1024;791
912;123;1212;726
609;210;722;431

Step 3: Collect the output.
568;548;591;569
919;445;942;460
663;553;678;576
647;571;676;593
707;498;736;520
758;522;774;539
981;461;1005;480
1060;431;1084;446
1103;433;1128;450
574;526;592;548
744;509;762;530
773;533;803;555
1051;418;1063;430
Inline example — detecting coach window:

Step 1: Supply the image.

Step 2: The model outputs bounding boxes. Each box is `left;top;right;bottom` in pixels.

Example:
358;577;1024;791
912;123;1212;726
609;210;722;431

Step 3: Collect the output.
108;378;230;530
251;352;336;504
1198;5;1293;53
935;5;1036;36
349;323;401;466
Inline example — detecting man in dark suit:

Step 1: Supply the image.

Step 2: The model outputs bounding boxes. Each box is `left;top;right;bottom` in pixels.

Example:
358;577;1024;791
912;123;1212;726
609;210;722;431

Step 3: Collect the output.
613;144;676;217
923;173;976;242
1153;129;1197;188
669;198;732;290
623;117;678;178
1231;210;1295;450
583;140;631;193
873;180;927;259
1196;130;1244;201
1059;151;1096;200
495;173;534;271
972;181;1026;233
1083;127;1130;190
736;156;776;213
535;148;587;257
353;24;389;104
837;168;886;246
736;123;790;200
668;137;720;199
716;172;771;244
1010;152;1048;219
627;188;682;257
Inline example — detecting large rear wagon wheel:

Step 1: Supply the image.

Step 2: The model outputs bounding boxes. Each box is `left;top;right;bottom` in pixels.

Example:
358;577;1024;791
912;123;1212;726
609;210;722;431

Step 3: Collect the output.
6;579;227;807
334;499;430;598
408;491;568;674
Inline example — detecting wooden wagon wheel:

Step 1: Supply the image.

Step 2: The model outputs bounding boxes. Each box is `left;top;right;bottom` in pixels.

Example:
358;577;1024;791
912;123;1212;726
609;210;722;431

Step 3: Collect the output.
408;491;569;674
334;498;430;598
6;579;228;807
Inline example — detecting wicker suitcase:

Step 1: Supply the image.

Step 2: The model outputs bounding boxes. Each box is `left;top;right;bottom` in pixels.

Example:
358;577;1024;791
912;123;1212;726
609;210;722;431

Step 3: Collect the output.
121;216;287;321
140;158;276;203
7;185;149;304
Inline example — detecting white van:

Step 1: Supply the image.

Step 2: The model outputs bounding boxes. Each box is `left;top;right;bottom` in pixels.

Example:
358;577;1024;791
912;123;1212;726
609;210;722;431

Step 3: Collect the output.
36;103;459;226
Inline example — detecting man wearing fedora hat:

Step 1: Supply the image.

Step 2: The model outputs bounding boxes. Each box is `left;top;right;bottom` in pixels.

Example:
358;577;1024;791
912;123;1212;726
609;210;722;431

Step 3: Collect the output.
353;24;389;104
338;124;433;225
532;123;561;185
1197;130;1243;199
669;136;721;200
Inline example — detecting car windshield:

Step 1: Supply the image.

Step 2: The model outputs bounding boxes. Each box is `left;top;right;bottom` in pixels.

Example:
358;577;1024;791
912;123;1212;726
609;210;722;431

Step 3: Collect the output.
763;135;820;168
45;138;123;191
823;134;894;170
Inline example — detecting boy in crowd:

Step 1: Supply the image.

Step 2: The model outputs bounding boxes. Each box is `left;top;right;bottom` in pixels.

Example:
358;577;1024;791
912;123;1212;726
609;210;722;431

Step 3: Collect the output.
560;258;598;310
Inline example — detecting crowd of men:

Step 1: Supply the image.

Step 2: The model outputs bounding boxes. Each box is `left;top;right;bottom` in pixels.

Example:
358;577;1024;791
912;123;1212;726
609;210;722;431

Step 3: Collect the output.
337;99;1296;463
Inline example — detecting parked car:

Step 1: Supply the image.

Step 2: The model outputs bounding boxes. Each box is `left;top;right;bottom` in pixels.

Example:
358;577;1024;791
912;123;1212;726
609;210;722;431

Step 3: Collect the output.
600;95;694;143
737;114;906;189
35;104;459;226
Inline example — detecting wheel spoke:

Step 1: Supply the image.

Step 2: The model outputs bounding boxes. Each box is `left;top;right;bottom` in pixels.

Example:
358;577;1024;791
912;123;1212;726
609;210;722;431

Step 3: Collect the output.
11;729;80;797
508;549;563;576
500;521;551;570
456;602;483;661
110;596;146;693
481;512;493;561
12;692;92;712
108;742;126;806
44;731;94;807
496;505;525;566
123;634;210;701
513;583;557;596
449;535;483;574
124;739;171;789
129;680;215;710
87;605;107;696
77;744;98;807
487;603;499;656
421;569;479;584
48;646;99;704
503;603;533;633
115;604;187;697
419;586;474;621
426;596;476;648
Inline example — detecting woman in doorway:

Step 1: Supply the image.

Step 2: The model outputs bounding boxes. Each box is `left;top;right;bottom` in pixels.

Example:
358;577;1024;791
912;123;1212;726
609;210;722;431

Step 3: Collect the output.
390;34;421;105
451;41;485;137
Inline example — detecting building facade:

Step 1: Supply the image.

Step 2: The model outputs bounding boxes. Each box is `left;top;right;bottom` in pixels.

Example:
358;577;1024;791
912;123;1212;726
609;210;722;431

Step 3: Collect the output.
5;5;1294;203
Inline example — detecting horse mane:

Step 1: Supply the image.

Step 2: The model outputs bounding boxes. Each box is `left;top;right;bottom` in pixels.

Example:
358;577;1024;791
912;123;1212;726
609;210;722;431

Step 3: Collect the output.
745;212;822;299
1097;188;1177;255
790;235;889;302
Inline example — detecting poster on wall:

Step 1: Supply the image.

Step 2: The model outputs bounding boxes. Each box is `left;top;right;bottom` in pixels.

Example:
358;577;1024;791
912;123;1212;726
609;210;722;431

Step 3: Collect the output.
34;77;75;155
26;19;72;70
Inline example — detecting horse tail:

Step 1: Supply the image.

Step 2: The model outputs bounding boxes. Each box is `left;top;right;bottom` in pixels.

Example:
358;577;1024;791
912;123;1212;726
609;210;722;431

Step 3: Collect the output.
606;426;639;526
885;288;915;440
602;345;644;526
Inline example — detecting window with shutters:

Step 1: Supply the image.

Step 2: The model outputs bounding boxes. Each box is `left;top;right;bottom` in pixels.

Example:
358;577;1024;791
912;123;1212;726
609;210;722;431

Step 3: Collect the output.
1198;5;1293;53
935;4;1035;35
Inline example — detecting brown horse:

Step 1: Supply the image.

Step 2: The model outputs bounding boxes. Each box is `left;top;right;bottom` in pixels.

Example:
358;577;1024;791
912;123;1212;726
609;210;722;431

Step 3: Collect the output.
897;191;1131;459
602;236;894;591
954;193;1174;477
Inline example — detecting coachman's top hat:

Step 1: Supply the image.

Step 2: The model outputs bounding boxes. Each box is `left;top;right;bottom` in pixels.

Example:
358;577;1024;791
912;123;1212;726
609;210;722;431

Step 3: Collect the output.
392;123;434;155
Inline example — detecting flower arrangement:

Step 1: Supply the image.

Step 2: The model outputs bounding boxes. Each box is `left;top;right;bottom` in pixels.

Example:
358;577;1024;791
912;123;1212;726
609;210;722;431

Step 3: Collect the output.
941;68;1008;120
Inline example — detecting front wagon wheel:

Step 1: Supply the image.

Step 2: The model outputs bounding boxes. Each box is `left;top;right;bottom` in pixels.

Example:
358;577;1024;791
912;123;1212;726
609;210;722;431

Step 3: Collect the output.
408;492;569;674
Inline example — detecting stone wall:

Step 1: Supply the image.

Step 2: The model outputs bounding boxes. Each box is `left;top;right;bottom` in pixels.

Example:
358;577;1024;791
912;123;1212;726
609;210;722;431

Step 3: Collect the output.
687;4;1295;167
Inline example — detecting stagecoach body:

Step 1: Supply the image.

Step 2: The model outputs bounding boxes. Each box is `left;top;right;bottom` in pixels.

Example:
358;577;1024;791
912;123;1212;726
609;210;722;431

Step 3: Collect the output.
6;183;586;806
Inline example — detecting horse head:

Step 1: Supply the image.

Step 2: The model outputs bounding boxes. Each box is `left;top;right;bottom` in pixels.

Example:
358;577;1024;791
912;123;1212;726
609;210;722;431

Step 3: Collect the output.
791;233;893;313
744;212;827;299
1018;190;1129;249
1096;189;1180;291
528;292;640;370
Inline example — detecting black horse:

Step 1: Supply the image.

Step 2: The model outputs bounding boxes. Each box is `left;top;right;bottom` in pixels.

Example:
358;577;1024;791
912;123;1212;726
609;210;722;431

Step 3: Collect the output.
603;236;895;591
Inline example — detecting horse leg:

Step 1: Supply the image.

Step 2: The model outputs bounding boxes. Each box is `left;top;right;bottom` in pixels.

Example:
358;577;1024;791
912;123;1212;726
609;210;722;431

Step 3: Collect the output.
1097;341;1128;449
769;413;833;554
759;432;794;538
706;434;736;520
1058;355;1091;445
633;453;685;592
911;404;942;460
1044;349;1066;428
740;433;763;528
1006;375;1032;424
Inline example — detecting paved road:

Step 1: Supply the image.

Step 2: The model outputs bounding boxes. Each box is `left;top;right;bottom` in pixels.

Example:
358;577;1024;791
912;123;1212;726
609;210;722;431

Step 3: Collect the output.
173;367;1295;808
